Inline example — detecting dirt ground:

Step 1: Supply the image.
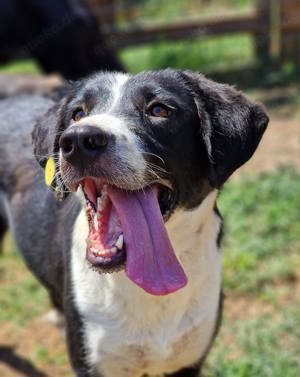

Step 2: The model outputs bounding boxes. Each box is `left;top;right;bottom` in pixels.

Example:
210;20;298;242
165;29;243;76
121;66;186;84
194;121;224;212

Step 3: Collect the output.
0;76;299;377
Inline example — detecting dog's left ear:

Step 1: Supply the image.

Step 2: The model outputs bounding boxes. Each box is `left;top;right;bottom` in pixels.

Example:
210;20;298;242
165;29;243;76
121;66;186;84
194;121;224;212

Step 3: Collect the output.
183;71;269;188
31;98;68;198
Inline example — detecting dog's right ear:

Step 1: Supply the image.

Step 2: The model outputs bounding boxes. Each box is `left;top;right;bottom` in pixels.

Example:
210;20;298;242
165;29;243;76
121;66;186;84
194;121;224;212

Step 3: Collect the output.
31;99;68;198
31;100;65;168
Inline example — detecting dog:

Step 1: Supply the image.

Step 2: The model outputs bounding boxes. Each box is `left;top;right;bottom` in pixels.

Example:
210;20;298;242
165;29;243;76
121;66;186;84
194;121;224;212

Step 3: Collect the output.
0;0;124;80
0;69;268;377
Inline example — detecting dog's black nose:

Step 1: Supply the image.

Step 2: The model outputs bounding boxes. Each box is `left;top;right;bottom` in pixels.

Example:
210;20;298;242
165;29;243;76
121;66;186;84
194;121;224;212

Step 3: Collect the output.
59;125;108;166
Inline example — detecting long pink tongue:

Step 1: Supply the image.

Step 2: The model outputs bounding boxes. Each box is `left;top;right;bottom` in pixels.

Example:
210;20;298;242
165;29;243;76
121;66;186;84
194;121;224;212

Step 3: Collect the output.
107;186;187;295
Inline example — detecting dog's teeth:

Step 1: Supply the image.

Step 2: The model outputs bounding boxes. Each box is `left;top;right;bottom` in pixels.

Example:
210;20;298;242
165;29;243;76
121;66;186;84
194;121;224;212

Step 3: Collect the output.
92;254;105;262
115;234;124;250
93;216;98;230
110;246;118;254
97;197;102;209
92;248;105;256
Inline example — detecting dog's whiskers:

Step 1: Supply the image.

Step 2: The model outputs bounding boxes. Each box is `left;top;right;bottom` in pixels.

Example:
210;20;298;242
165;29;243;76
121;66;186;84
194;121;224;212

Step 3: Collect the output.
143;152;166;165
146;162;169;175
34;152;60;159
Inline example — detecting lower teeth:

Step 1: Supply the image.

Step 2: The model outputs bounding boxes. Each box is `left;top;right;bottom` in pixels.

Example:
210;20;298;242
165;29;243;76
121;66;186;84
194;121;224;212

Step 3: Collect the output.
90;246;120;257
111;247;118;254
115;234;124;250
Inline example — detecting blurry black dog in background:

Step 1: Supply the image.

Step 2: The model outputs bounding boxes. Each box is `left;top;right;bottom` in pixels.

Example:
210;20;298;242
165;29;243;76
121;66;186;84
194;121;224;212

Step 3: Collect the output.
0;0;124;80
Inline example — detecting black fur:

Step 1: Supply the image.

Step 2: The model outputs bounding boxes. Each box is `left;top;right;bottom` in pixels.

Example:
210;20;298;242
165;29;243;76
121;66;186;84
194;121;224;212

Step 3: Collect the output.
0;217;7;252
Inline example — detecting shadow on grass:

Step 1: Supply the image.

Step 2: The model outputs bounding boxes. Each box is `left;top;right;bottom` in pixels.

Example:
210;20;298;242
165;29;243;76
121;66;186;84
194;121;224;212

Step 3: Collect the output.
0;346;46;377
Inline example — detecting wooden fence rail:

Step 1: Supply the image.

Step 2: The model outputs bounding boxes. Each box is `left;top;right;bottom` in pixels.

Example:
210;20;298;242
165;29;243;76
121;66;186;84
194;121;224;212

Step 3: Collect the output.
106;14;266;48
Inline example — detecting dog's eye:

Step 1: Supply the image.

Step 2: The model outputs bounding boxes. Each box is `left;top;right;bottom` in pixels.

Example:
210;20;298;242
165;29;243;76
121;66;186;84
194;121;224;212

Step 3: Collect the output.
72;108;85;122
148;104;171;118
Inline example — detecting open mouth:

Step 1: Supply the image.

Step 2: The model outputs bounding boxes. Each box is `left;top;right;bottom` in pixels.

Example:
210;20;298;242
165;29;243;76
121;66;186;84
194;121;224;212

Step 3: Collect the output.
81;178;187;295
83;179;126;272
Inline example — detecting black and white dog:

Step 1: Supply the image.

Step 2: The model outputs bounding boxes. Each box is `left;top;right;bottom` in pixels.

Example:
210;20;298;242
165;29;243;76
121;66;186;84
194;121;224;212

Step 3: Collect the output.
0;69;268;377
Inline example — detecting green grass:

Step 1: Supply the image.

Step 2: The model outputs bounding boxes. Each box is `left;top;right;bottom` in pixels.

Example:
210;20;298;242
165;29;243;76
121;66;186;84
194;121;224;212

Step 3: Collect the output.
219;167;300;294
0;59;40;75
121;34;253;73
0;241;49;326
206;305;300;376
31;344;68;366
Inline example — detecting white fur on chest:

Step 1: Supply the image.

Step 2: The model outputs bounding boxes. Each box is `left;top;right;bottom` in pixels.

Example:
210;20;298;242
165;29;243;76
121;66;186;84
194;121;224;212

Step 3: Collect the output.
70;191;222;377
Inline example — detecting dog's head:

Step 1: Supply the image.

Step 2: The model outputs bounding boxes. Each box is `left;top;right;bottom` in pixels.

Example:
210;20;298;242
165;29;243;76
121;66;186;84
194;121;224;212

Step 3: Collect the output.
32;69;268;295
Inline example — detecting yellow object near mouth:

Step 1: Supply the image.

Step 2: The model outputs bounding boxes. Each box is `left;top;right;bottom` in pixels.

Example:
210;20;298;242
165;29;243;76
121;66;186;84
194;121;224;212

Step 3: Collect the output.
45;157;55;186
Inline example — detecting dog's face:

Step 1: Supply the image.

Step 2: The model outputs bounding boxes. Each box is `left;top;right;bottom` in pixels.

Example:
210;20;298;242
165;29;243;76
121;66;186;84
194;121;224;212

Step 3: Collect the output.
32;69;268;295
59;71;204;207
